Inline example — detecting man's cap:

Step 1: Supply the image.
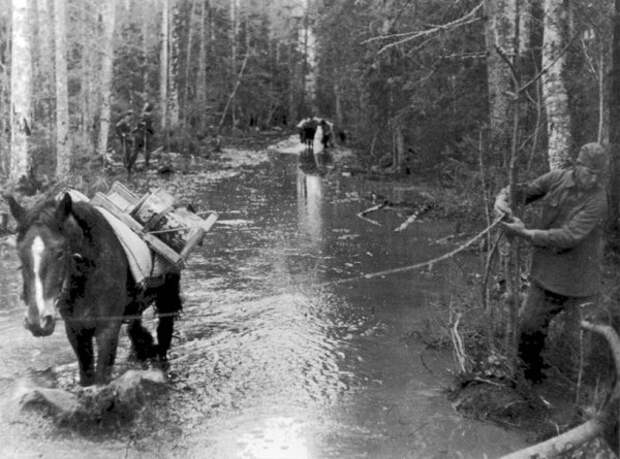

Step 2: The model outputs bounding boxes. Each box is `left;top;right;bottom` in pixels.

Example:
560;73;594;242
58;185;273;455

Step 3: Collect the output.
576;142;608;173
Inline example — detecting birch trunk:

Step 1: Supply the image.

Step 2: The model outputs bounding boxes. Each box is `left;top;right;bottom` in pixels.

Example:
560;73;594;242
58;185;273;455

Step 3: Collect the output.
54;0;70;180
0;12;8;175
160;0;169;131
334;78;343;127
168;0;180;129
96;0;116;160
609;0;620;227
196;0;207;113
229;0;237;128
10;0;32;183
542;0;572;170
182;0;196;127
36;0;53;121
484;0;518;167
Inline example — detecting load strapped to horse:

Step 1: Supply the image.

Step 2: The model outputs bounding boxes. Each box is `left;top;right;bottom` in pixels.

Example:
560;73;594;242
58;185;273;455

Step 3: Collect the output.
6;182;217;386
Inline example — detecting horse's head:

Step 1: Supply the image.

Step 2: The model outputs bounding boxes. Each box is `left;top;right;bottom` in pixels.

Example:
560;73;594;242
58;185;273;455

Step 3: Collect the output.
6;193;77;337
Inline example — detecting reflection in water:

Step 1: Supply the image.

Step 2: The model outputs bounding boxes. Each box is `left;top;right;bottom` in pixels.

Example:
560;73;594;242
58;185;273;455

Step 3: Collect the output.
297;169;323;246
238;416;309;459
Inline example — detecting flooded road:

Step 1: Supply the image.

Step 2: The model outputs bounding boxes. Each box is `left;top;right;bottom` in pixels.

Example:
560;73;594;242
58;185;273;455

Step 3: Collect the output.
0;144;525;458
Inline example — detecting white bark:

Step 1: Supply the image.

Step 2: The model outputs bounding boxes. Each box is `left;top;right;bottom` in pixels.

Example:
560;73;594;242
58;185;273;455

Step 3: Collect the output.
160;0;169;130
36;0;53;119
484;0;518;165
542;0;572;170
54;0;70;179
96;0;117;159
10;0;33;182
168;0;180;128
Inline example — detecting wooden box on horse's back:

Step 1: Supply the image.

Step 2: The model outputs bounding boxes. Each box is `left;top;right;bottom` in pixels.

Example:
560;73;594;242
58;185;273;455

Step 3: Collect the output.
91;182;217;267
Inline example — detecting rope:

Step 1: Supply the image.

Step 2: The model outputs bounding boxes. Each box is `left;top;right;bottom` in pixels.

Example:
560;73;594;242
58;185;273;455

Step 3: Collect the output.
315;214;504;288
27;217;505;323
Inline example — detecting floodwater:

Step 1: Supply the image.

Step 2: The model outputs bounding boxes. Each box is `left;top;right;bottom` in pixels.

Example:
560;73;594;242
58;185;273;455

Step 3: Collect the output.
0;143;526;458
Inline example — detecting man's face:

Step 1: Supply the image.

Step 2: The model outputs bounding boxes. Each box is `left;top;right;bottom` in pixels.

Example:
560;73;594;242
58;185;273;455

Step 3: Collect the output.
575;163;599;190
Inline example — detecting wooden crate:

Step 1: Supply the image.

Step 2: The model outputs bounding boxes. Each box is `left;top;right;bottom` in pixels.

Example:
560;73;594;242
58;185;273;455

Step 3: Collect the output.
91;182;217;266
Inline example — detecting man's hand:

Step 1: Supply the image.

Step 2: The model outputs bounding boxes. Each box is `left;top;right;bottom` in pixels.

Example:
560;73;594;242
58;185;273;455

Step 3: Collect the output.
493;197;512;220
500;216;530;239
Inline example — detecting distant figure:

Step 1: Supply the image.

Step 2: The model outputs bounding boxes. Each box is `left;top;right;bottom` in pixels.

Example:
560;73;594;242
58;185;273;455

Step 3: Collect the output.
134;102;155;168
297;117;338;153
115;109;134;169
297;117;319;152
319;119;335;149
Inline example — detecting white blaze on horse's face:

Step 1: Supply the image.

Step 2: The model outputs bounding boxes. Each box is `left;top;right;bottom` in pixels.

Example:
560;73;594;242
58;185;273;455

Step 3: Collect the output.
31;236;55;320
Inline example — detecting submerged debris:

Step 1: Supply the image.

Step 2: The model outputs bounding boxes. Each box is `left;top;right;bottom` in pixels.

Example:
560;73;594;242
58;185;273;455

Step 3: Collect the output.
5;369;167;426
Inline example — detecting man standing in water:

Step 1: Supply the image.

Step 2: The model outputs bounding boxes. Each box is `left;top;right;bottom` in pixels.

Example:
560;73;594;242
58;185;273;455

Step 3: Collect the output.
494;142;608;383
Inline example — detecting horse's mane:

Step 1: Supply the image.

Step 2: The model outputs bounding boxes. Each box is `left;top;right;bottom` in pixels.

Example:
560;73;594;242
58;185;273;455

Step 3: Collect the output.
19;196;103;244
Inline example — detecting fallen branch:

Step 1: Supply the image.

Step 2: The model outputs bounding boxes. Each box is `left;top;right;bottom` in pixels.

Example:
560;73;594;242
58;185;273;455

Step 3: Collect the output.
356;212;382;227
360;200;389;216
394;203;435;232
450;311;468;374
500;419;606;459
500;320;620;458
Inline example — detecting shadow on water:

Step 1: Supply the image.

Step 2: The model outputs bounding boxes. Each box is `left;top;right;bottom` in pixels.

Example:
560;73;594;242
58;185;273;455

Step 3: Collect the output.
0;147;526;458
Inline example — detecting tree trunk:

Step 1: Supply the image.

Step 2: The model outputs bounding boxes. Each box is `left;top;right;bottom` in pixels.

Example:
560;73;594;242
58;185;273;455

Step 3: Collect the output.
54;0;70;180
334;78;343;127
160;0;169;132
168;0;180;129
182;0;197;129
196;0;207;119
96;0;116;161
542;0;572;170
229;0;238;128
0;10;8;175
35;0;53;122
484;0;518;167
393;120;404;174
9;0;33;183
609;0;620;227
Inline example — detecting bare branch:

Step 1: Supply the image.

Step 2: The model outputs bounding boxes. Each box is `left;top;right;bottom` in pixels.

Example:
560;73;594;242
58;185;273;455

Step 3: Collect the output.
361;2;484;54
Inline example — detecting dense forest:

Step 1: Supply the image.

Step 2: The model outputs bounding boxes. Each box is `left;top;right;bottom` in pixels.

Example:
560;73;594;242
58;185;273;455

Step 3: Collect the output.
5;0;620;455
1;0;615;186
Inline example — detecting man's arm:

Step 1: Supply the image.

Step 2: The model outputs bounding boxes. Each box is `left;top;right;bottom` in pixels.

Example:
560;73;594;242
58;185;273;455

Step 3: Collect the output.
494;171;557;217
502;195;607;250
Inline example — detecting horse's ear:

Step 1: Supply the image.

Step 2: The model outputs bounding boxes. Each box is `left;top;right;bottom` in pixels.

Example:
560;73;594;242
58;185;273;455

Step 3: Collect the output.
4;194;26;226
55;193;73;223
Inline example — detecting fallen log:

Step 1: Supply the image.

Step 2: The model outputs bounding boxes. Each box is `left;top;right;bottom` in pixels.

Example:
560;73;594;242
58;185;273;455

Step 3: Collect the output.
499;320;620;458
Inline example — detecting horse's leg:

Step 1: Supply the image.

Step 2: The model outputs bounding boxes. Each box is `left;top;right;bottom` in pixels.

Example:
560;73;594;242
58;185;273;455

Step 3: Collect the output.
65;325;95;386
94;320;122;384
127;317;155;361
155;273;182;362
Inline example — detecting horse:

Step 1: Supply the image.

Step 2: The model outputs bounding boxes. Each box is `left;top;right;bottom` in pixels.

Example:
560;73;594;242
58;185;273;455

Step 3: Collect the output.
6;193;182;386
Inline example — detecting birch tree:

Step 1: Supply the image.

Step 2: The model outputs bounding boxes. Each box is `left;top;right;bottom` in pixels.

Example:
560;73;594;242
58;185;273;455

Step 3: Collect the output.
542;0;572;169
96;0;117;160
609;0;620;226
0;1;10;174
168;0;180;128
35;0;53;121
160;0;168;131
54;0;70;180
9;0;32;183
484;0;518;166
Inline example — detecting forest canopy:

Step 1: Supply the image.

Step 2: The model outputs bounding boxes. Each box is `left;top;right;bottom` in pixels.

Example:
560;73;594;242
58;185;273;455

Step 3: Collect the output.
0;0;616;191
